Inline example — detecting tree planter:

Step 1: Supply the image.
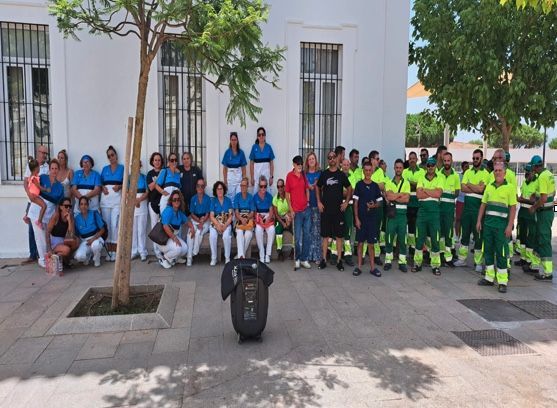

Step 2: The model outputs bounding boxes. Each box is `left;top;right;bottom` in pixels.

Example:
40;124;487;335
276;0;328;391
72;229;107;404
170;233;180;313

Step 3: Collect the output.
47;284;179;335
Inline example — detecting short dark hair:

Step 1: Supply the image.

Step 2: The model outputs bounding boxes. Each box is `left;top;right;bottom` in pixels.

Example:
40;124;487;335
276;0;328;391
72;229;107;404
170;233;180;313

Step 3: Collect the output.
349;149;359;158
149;152;164;167
78;196;89;206
28;158;39;173
473;149;483;158
334;146;345;156
361;157;371;166
213;180;227;196
443;151;453;158
461;161;469;167
420;148;429;155
409;151;417;159
363;161;373;169
395;159;404;166
436;145;447;153
369;150;379;160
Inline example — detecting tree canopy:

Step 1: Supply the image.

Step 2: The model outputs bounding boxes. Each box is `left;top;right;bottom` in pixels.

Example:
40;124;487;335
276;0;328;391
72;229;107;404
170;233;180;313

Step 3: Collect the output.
405;112;452;147
501;0;556;13
549;138;557;149
410;0;557;151
468;124;545;148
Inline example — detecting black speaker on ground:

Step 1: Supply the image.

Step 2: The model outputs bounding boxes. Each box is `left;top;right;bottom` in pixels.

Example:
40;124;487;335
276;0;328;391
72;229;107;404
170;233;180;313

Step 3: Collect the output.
221;259;274;343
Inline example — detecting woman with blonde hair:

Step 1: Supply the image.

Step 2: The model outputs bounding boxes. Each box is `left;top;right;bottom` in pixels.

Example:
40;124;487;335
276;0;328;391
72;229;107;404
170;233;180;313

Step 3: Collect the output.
305;152;322;264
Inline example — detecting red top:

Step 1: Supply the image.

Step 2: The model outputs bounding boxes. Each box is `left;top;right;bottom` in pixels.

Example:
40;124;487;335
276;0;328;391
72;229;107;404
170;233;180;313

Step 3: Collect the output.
285;170;309;212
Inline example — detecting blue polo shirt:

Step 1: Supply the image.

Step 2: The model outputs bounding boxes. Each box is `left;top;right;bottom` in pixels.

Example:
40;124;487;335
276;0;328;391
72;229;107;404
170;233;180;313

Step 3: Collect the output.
39;174;64;204
210;196;233;214
161;206;188;230
156;167;182;189
306;171;321;207
234;192;255;213
249;143;275;163
72;169;101;190
252;192;273;213
101;164;124;186
222;148;247;168
189;193;211;217
75;210;105;238
136;173;147;193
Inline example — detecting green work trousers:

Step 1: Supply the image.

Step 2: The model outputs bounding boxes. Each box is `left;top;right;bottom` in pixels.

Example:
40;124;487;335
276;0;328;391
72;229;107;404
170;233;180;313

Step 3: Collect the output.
458;209;483;265
385;212;407;265
483;221;509;285
414;210;440;268
440;205;455;262
533;209;554;277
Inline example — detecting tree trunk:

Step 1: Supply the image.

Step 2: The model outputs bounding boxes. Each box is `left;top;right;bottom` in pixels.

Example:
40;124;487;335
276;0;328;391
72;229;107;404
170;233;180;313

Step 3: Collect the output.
112;39;153;307
499;116;512;152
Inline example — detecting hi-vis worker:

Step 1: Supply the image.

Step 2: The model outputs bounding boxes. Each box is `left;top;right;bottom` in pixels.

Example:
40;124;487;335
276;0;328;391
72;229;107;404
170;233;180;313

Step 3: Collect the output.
413;157;443;276
402;151;425;255
370;150;386;266
515;164;538;269
455;149;490;272
528;155;555;282
385;159;411;273
438;152;460;267
476;162;517;293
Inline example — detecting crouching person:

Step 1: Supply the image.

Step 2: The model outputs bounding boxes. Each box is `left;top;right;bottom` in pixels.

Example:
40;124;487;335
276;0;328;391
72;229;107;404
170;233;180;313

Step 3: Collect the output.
74;196;105;267
159;190;194;269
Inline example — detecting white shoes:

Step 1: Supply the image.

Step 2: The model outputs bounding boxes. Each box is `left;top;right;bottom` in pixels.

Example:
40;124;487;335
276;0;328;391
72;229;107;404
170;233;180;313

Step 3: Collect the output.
186;257;192;267
265;255;271;264
210;259;217;266
175;257;187;264
301;261;311;269
158;258;172;269
295;260;301;269
93;254;101;267
140;255;147;262
453;259;467;267
225;258;231;264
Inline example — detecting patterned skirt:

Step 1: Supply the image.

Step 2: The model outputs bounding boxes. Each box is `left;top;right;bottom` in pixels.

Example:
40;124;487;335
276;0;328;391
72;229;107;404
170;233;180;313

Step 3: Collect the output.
308;206;322;263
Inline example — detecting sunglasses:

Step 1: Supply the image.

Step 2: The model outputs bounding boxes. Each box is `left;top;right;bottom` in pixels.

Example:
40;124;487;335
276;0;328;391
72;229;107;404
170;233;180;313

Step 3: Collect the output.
171;198;181;202
420;154;427;157
62;204;71;209
196;184;205;188
257;133;265;137
107;153;116;158
327;156;336;160
259;185;267;189
473;157;481;161
277;185;285;188
169;158;177;162
426;164;435;168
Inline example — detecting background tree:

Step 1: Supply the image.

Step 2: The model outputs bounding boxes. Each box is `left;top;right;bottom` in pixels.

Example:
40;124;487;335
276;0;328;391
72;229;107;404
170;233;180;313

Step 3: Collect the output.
410;0;557;151
549;138;557;149
488;124;545;148
501;0;556;13
468;139;483;146
49;0;284;308
405;111;452;147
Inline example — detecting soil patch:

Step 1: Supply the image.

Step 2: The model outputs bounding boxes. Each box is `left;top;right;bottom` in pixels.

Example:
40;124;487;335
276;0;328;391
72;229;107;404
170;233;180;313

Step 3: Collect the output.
70;288;163;317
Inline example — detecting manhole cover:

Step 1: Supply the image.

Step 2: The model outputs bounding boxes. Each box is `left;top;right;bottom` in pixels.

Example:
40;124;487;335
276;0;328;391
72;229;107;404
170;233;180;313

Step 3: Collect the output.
509;301;557;320
457;299;538;322
452;329;536;356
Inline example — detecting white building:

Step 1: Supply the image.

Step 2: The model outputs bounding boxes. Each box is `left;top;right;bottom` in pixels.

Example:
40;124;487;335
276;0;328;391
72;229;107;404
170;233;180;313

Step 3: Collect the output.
0;0;410;257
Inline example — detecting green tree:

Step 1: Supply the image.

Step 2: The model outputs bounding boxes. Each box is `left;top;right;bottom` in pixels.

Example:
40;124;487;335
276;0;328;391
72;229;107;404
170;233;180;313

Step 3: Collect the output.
405;112;451;147
549;138;557;149
501;0;556;13
49;0;284;308
488;124;545;148
410;0;557;151
468;139;484;145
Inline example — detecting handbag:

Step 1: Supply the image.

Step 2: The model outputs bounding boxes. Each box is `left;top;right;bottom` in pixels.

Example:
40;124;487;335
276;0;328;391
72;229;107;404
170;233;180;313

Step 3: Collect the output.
235;213;254;231
386;178;404;219
45;253;63;276
148;222;169;245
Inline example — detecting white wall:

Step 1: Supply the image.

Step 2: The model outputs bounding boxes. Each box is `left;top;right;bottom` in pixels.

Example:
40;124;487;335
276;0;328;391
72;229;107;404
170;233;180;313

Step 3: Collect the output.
0;0;410;257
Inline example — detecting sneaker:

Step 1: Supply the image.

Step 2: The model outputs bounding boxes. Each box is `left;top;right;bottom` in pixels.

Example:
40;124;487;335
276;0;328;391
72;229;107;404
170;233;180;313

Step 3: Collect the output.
175;257;187;264
260;257;265;264
411;265;422;273
399;264;408;273
477;278;494;286
370;268;382;277
534;274;553;282
475;264;483;274
110;252;117;262
295;260;301;269
330;255;338;266
444;260;455;268
453;259;467;267
140;255;147;262
301;261;311;269
105;254;112;262
131;253;139;260
93;255;101;267
186;257;192;267
498;284;507;293
353;267;362;276
210;259;217;266
158;258;172;269
337;260;344;271
225;258;231;264
514;259;526;267
318;259;327;270
383;263;392;271
374;257;383;266
432;267;441;276
265;255;271;264
343;256;354;267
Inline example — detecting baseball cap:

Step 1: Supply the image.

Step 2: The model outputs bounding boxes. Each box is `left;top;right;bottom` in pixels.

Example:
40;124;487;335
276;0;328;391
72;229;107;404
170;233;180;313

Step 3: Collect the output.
426;157;436;166
525;164;532;172
530;155;543;166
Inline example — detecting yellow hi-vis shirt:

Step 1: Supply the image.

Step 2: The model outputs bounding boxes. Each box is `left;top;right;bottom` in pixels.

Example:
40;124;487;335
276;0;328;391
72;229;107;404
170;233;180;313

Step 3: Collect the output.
481;180;517;228
402;166;425;208
462;167;490;211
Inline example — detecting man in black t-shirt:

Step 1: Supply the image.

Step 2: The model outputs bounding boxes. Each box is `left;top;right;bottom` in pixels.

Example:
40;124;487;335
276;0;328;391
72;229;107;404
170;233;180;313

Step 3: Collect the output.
316;150;352;271
178;152;203;215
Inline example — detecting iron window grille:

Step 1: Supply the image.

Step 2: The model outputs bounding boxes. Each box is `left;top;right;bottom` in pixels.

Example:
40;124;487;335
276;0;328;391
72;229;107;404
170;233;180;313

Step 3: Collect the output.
299;42;342;167
0;22;51;181
158;42;205;170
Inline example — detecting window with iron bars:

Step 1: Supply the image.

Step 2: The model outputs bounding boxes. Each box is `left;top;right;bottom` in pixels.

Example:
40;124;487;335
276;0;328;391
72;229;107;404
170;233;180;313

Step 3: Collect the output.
158;42;205;170
299;42;342;167
0;22;51;181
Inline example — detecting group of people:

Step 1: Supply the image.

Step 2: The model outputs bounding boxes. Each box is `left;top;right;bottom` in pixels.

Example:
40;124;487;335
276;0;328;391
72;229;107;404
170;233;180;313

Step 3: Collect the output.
22;132;555;294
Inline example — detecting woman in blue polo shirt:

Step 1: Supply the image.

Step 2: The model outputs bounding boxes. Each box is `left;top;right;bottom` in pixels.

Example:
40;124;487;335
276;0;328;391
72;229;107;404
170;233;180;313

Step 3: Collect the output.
156;152;182;211
100;146;124;262
74;196;106;267
222;132;247;202
253;175;275;264
158;190;194;269
234;177;255;259
249;127;275;194
186;177;211;266
209;181;233;266
71;155;101;213
132;163;149;262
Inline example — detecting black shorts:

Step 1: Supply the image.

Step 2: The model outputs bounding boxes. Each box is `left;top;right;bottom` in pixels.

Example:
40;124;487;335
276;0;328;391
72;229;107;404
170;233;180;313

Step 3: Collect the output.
321;211;344;239
355;217;378;244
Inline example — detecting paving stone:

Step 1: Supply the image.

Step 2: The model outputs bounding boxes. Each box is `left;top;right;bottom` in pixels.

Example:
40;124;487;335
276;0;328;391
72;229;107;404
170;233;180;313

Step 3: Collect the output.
76;332;124;360
0;336;52;365
153;328;189;354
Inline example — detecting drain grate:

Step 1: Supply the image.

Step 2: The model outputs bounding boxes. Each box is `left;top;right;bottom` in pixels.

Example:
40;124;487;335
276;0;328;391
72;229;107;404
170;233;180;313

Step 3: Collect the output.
509;300;557;320
457;299;538;322
452;329;536;356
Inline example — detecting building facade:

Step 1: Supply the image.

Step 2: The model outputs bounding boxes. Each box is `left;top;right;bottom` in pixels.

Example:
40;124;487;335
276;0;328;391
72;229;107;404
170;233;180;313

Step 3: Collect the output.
0;0;410;257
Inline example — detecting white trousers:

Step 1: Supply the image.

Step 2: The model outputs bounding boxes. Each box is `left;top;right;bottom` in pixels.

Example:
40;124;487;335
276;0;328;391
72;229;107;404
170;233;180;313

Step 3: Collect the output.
75;237;104;264
148;205;162;257
209;225;232;261
159;236;188;263
236;228;253;258
132;213;148;257
255;224;275;261
186;219;209;259
101;206;120;244
226;167;243;203
31;221;47;267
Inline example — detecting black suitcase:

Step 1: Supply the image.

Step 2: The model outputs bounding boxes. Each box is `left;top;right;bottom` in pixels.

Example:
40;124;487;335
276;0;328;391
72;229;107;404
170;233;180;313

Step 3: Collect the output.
221;259;274;343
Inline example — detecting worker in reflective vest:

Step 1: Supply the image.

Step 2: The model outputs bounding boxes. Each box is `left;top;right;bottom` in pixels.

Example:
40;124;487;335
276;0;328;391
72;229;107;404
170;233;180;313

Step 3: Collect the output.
438;152;460;267
515;164;538;269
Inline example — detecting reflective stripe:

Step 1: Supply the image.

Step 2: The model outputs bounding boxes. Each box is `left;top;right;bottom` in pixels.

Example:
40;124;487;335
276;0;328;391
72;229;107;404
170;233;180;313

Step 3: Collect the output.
440;197;455;203
487;201;508;208
521;203;532;209
420;197;439;202
466;193;483;199
544;202;554;208
410;192;417;196
395;204;407;209
376;197;383;202
486;210;508;218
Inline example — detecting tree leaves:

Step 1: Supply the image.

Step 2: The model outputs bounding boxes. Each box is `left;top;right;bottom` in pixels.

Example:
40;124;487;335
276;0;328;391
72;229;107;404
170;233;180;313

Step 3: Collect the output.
405;112;453;147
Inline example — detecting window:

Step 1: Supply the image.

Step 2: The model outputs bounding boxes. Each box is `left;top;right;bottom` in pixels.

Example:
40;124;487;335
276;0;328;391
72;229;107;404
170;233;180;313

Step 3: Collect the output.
299;42;342;166
158;42;205;169
0;22;51;181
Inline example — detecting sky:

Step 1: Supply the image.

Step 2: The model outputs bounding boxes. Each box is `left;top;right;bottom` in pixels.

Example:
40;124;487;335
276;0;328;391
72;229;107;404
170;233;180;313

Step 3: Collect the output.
405;0;556;145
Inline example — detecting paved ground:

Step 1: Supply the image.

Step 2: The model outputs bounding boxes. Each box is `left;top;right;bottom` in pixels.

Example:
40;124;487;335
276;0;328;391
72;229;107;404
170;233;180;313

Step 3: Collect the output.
1;244;557;407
